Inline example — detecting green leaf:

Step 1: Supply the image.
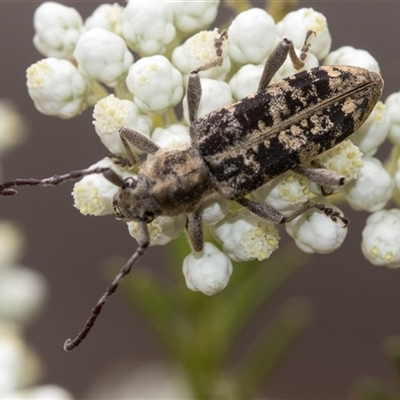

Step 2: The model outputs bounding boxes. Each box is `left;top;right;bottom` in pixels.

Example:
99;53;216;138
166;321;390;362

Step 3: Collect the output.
235;297;313;399
352;378;394;400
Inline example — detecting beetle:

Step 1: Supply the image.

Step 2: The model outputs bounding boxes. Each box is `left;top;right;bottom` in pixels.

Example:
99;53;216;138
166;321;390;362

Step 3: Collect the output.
0;30;383;350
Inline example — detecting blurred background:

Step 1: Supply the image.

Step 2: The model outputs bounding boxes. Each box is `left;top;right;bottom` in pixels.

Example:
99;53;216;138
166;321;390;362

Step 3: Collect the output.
0;1;400;398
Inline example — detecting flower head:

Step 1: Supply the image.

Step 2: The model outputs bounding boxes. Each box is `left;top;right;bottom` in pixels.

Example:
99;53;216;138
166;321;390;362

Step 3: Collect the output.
33;1;82;59
172;29;230;80
126;55;183;114
285;200;347;254
26;58;91;118
128;215;186;246
72;158;129;216
74;27;133;87
212;209;280;262
24;1;396;294
84;3;123;35
277;8;332;60
228;8;279;65
93;94;152;156
183;243;232;296
362;209;400;268
122;1;176;56
344;157;394;212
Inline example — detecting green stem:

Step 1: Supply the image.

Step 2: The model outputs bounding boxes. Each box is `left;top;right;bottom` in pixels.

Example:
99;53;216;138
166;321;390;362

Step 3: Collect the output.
114;80;133;100
235;298;312;399
385;145;400;205
266;0;298;22
122;236;310;399
86;80;110;106
384;336;400;398
223;0;252;15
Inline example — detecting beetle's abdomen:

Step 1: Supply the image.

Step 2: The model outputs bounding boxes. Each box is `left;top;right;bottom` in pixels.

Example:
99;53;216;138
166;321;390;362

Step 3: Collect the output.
192;65;383;200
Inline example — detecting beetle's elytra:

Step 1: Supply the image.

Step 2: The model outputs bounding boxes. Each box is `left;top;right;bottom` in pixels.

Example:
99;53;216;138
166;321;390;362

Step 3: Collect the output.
192;65;382;199
0;30;384;350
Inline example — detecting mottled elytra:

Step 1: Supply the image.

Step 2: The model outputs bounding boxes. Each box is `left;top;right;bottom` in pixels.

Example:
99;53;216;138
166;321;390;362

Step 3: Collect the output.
0;30;383;351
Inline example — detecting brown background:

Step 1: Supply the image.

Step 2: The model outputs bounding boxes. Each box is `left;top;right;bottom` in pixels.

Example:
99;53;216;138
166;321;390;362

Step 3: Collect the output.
1;1;400;399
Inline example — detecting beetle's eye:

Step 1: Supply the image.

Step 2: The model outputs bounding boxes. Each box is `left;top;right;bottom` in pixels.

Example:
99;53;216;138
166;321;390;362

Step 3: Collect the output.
144;210;154;223
124;177;137;189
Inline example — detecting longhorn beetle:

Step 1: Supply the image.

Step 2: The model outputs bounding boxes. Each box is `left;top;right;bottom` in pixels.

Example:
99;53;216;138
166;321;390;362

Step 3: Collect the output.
0;30;383;351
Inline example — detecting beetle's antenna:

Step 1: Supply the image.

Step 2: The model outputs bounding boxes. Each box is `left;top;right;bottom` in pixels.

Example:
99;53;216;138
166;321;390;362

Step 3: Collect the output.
0;167;111;196
64;221;150;351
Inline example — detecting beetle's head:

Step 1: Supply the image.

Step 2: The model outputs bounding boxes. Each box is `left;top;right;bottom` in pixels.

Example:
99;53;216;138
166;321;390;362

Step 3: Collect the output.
110;175;161;223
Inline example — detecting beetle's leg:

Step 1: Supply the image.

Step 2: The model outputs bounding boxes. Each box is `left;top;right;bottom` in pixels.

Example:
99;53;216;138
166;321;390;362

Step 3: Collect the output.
187;209;204;252
0;167;111;196
187;30;227;126
293;166;345;188
236;197;349;227
102;168;125;188
64;221;150;351
298;30;315;61
107;154;135;169
116;126;160;167
257;30;315;91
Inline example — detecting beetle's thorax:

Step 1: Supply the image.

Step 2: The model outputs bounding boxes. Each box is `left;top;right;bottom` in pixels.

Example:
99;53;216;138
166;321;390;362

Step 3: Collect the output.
141;147;214;216
113;147;214;222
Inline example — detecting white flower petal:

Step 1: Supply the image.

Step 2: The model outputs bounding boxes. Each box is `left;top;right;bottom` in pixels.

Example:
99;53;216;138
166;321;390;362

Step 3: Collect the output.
74;28;133;87
285;201;347;254
212;209;280;262
362;209;400;268
183;243;232;295
26;58;91;119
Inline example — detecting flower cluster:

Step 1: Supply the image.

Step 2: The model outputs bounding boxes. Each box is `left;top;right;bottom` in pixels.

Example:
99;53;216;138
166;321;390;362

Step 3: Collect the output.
27;1;400;295
0;102;72;399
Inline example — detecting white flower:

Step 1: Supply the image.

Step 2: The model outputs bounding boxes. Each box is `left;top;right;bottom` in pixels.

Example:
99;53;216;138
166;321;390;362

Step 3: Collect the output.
126;56;183;114
72;158;128;216
93;94;152;156
127;215;186;246
308;140;363;194
253;171;312;216
0;101;27;157
3;385;73;400
229;64;265;100
183;78;232;122
84;3;123;36
200;194;231;226
122;1;176;56
362;209;400;268
33;1;82;59
0;267;47;325
277;8;331;60
151;124;191;149
183;242;232;296
166;0;220;34
323;46;380;72
350;102;390;156
26;58;91;119
386;91;400;145
212;209;280;262
74;28;133;87
0;222;25;269
172;29;230;81
227;8;279;65
285;200;347;254
344;157;393;212
0;322;41;395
